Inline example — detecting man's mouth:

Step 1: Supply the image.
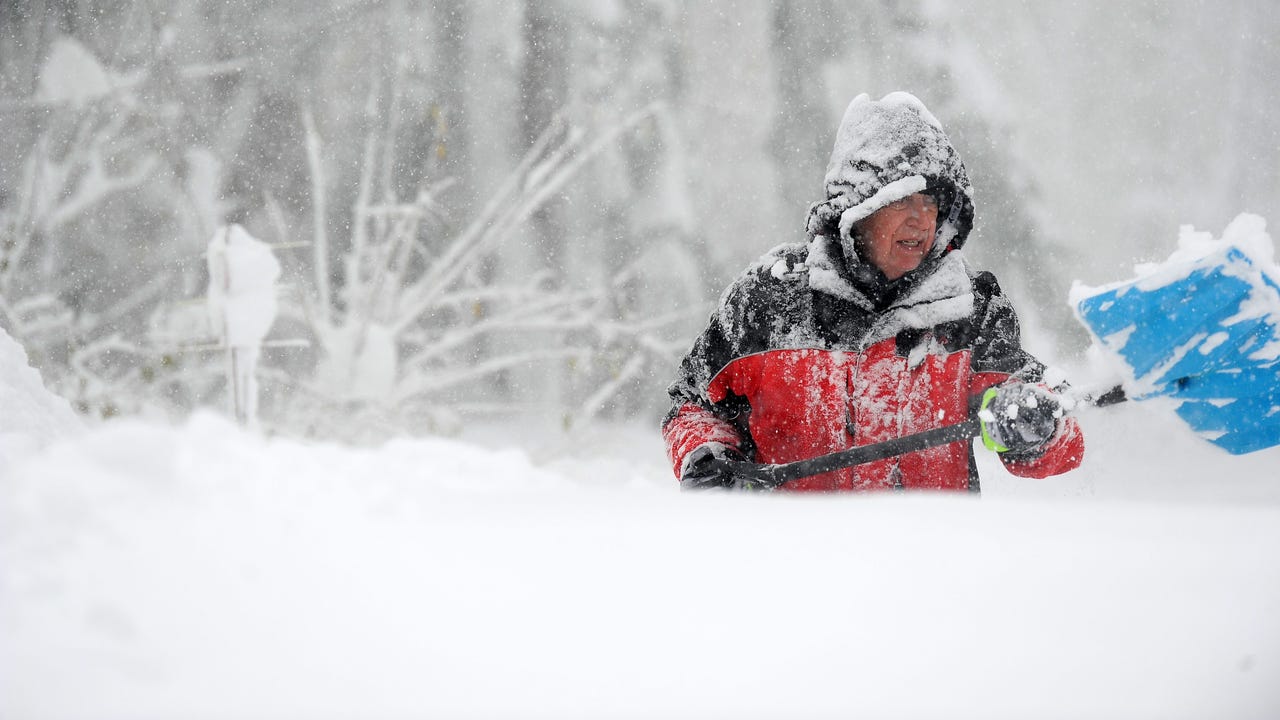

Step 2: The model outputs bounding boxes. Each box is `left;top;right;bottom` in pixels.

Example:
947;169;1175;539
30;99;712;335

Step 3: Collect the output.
896;238;927;250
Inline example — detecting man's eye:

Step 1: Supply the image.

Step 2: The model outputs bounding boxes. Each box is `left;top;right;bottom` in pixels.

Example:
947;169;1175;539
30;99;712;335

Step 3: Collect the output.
889;199;908;209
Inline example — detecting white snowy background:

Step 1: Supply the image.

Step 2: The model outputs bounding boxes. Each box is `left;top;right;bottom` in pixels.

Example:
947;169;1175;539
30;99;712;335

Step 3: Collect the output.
3;2;1280;719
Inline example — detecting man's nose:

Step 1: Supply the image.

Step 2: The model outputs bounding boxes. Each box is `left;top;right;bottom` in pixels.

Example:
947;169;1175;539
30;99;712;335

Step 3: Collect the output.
905;197;928;222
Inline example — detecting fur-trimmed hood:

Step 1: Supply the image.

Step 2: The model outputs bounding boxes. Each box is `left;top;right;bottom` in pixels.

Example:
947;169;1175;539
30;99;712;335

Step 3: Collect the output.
805;92;975;263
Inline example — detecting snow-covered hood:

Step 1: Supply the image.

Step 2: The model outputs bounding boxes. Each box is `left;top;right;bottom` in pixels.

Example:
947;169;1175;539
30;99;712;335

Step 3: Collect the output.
805;92;975;261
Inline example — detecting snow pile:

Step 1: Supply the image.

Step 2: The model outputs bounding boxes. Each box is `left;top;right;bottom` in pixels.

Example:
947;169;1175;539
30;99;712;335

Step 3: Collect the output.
206;224;281;423
206;224;281;350
1151;213;1275;274
0;325;82;475
3;410;1280;719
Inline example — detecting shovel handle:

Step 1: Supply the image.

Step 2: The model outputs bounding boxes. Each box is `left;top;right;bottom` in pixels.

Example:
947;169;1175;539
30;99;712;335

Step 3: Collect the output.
721;417;984;489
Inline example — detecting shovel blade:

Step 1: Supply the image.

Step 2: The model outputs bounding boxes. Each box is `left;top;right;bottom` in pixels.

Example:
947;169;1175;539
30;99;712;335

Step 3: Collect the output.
1075;245;1280;454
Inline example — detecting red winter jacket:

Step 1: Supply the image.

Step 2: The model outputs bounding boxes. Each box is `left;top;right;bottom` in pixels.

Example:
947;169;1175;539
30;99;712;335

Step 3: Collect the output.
662;238;1084;492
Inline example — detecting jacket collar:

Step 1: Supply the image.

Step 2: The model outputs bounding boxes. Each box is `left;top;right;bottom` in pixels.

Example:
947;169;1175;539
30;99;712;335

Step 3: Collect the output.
806;234;975;346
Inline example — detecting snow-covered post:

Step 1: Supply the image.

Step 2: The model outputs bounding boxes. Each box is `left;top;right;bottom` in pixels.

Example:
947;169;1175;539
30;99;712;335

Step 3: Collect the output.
206;225;281;428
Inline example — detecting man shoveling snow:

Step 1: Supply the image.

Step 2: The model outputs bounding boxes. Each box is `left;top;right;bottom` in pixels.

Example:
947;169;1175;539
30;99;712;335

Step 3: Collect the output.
663;92;1084;492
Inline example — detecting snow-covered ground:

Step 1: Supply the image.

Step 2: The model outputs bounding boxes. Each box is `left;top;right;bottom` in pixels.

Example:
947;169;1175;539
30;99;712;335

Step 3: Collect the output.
3;331;1280;719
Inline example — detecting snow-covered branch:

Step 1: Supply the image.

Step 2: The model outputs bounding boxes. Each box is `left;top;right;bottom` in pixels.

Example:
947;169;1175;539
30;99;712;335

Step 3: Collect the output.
43;152;159;234
393;347;593;403
391;115;574;330
405;291;602;364
572;355;648;426
302;108;331;324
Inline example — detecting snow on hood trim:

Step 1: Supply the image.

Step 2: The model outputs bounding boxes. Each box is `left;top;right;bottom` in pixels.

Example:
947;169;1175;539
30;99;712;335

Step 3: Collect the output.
806;235;873;308
837;175;928;243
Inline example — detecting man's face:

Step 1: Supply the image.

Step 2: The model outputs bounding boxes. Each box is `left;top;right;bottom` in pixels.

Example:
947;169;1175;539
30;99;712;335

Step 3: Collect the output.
854;193;939;280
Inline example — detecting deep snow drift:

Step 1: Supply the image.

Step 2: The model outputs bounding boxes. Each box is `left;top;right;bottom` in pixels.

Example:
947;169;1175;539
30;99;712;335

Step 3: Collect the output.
0;325;81;476
6;211;1280;718
3;409;1279;720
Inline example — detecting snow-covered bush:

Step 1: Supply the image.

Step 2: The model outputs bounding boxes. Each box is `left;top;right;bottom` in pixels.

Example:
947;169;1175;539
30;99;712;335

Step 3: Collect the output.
0;35;184;421
269;104;697;439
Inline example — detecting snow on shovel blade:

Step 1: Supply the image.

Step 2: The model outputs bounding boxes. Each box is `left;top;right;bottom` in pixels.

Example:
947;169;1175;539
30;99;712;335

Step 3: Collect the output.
1072;217;1280;455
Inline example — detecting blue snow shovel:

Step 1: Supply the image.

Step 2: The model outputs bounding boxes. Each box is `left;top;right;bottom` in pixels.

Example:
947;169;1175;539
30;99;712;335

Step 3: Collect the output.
1074;244;1280;455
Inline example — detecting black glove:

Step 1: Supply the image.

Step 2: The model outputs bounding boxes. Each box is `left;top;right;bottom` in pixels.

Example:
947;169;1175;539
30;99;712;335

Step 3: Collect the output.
679;443;746;490
979;384;1065;455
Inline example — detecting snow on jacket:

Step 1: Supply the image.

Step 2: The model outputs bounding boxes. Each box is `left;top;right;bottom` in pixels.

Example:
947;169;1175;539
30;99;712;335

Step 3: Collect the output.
662;92;1084;492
